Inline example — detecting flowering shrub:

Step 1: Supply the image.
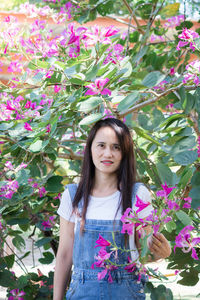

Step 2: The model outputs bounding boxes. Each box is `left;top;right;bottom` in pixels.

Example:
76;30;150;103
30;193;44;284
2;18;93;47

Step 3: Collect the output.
0;1;200;299
92;183;200;283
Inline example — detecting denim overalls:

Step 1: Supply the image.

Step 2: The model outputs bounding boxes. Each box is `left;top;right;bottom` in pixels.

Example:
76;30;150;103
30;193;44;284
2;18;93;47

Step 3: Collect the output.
66;183;146;300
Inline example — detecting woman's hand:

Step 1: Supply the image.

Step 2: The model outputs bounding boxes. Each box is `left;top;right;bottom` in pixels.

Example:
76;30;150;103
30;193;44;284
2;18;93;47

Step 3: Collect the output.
147;232;172;260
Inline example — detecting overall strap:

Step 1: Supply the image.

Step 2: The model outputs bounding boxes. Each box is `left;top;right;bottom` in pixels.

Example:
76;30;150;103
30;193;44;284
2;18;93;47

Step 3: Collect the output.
66;183;78;203
131;182;143;205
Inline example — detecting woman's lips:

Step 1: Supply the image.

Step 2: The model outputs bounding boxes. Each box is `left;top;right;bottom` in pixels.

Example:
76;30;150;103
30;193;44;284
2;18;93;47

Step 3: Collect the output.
101;160;113;165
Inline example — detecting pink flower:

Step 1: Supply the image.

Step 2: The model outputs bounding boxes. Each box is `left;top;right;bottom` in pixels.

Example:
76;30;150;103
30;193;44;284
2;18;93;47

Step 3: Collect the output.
103;109;115;119
24;101;32;109
174;225;200;260
121;208;134;235
156;182;176;199
6;100;15;111
46;124;51;133
135;195;151;213
170;68;175;75
178;28;199;40
97;265;118;282
5;161;14;170
42;215;56;230
167;199;180;211
4;43;9;54
32;183;38;188
0;180;19;199
95;234;111;248
54;85;61;93
150;34;165;43
39;187;46;198
124;257;137;273
85;78;111;96
103;44;124;64
183;197;192;209
7;62;23;73
177;28;199;51
153;80;168;91
8;288;25;300
164;15;184;28
24;122;33;131
197;136;200;158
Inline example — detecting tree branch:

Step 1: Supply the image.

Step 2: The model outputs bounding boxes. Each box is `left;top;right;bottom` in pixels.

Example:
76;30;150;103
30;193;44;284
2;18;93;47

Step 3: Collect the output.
105;15;137;30
122;0;145;34
119;83;200;118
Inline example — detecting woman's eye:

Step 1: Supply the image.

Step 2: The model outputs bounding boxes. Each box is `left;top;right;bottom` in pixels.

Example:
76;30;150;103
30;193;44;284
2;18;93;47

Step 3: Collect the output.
114;145;120;150
98;144;104;148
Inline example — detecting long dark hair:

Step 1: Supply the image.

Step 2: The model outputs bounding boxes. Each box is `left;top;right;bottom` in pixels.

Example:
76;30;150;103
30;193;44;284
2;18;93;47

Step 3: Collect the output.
72;118;137;231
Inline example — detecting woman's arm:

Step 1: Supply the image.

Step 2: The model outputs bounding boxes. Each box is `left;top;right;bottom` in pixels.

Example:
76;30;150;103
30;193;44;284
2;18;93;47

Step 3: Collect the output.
53;217;75;300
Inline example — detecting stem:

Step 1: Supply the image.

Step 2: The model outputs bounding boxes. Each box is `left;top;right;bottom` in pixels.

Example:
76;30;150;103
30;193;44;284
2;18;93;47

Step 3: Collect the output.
3;238;29;274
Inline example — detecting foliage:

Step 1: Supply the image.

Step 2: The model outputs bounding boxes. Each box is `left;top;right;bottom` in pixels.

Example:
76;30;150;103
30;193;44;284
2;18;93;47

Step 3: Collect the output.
0;0;200;299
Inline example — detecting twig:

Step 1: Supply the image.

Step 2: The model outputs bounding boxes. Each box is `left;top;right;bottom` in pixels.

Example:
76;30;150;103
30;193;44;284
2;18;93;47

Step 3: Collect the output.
105;15;137;31
189;112;200;136
119;83;185;117
58;153;83;160
122;0;145;34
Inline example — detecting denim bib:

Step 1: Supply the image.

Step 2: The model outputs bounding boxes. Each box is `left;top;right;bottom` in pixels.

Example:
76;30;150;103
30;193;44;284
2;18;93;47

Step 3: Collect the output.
66;183;146;300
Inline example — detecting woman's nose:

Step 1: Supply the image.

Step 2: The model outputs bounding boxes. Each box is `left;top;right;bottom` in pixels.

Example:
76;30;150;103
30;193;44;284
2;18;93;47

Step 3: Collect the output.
104;147;112;157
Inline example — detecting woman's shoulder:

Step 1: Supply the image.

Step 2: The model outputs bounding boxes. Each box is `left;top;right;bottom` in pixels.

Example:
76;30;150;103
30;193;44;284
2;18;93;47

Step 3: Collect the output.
133;182;151;199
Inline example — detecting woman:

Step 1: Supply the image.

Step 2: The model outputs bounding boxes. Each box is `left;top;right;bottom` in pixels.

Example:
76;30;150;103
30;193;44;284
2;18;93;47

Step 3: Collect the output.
53;118;171;300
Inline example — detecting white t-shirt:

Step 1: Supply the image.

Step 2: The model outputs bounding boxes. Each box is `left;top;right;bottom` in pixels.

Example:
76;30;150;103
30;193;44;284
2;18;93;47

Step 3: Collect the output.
57;184;153;261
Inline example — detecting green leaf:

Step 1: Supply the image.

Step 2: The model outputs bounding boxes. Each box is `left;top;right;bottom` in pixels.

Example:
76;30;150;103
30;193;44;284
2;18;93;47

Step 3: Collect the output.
138;114;153;131
160;3;180;18
53;61;66;70
12;235;25;251
46;175;63;192
118;92;139;112
176;210;192;226
38;251;54;264
142;71;166;88
129;31;139;43
7;218;30;226
35;237;52;248
160;114;184;129
64;65;77;77
29;140;49;152
85;64;99;81
0;255;15;270
132;45;148;63
78;97;102;113
79;113;103;125
165;220;176;233
178;269;199;286
17;275;28;288
174;151;198;166
16;169;30;185
191;172;200;186
189;186;200;209
0;270;15;287
70;78;84;85
133;127;160;145
156;162;175;186
179;168;193;187
0;122;14;130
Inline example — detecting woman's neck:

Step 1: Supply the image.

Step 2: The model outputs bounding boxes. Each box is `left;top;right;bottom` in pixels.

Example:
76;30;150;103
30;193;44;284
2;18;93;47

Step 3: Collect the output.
91;172;118;197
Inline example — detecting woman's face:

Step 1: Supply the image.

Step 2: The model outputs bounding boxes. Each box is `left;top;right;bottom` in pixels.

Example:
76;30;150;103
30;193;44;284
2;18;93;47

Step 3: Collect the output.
91;126;122;176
